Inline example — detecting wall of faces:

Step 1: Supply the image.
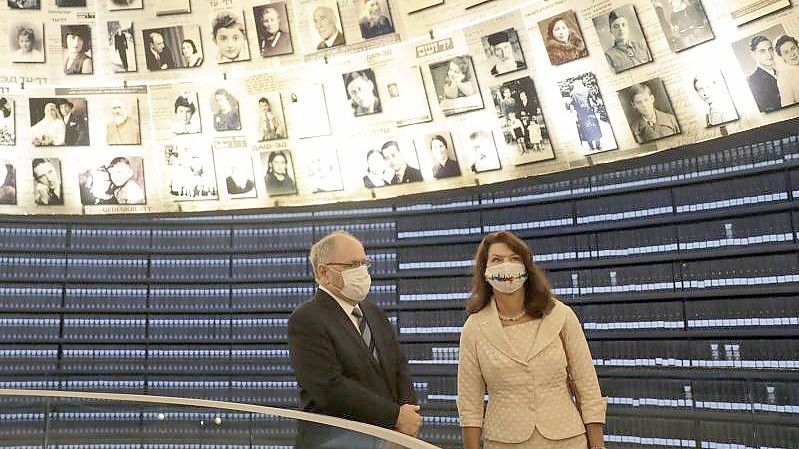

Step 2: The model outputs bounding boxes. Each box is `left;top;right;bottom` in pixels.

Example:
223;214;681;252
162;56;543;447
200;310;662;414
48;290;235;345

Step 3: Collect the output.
0;0;797;214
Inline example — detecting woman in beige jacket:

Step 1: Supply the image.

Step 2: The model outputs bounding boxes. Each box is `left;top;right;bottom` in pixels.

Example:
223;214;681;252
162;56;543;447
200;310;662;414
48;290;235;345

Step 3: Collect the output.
457;231;607;449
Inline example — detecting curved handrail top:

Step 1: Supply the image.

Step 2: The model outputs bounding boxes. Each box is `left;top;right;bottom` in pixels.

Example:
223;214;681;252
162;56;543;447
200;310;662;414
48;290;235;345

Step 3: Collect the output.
0;389;442;449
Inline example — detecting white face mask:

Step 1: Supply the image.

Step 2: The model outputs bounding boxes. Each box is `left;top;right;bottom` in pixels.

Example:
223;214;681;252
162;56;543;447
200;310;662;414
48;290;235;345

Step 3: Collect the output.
485;262;528;294
336;265;372;303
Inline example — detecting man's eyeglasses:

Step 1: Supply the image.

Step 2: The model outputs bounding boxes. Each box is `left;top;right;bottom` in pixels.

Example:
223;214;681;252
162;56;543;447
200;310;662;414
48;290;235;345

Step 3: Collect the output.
325;259;373;270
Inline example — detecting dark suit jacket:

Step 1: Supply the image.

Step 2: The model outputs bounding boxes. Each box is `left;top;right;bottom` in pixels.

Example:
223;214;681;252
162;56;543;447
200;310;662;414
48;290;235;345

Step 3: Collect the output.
145;45;175;71
288;290;415;448
64;113;89;146
747;67;781;113
397;166;423;183
317;32;345;50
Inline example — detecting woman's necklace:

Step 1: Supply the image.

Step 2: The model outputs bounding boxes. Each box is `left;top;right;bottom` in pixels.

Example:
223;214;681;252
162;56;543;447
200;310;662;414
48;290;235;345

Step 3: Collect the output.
498;309;527;322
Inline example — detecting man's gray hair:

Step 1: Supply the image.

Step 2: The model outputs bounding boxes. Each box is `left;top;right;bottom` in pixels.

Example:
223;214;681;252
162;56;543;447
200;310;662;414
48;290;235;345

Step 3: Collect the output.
309;230;358;279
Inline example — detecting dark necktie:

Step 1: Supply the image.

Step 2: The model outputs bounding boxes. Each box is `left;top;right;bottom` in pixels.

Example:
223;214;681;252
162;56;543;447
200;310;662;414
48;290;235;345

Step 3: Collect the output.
352;306;378;361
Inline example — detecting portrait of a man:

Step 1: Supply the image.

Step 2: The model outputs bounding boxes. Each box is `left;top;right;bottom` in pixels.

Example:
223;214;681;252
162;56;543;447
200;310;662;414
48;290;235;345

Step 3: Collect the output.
618;78;681;144
593;5;652;73
254;3;293;57
357;0;395;40
79;156;146;206
32;158;64;206
380;140;423;184
311;2;345;50
106;98;141;145
212;11;250;63
343;69;382;116
651;0;714;52
481;29;526;76
144;30;175;70
691;71;738;127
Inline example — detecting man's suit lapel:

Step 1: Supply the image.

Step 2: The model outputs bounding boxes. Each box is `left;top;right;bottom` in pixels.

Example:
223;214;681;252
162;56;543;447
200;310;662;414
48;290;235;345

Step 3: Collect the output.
361;302;396;392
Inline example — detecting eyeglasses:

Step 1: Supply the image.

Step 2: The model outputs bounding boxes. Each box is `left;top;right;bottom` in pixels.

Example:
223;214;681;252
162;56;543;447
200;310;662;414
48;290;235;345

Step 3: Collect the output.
325;258;373;270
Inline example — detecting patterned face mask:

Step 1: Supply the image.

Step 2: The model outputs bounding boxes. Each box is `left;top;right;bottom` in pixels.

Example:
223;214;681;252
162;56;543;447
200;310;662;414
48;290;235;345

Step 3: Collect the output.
484;262;528;294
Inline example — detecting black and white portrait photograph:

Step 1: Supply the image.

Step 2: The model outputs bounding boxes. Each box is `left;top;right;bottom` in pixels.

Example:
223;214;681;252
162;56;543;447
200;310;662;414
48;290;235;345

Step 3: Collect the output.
254;2;293;58
10;23;45;63
165;143;218;201
8;0;39;9
343;69;382;117
262;150;297;196
463;130;501;173
618;78;681;144
61;24;93;75
592;5;653;74
691;70;738;127
32;158;63;206
79;156;146;206
155;0;191;16
109;0;143;11
362;139;422;188
539;11;588;66
212;10;251;63
429;55;484;116
652;0;714;52
356;0;395;40
143;25;203;71
254;93;286;142
0;98;16;146
283;83;331;138
0;162;16;205
309;0;345;50
306;148;343;193
56;0;86;6
211;88;241;132
558;72;618;154
219;150;257;199
171;92;202;135
29;97;90;147
481;28;526;76
490;76;554;164
384;66;432;127
733;24;798;112
423;133;461;180
107;20;136;73
105;98;141;145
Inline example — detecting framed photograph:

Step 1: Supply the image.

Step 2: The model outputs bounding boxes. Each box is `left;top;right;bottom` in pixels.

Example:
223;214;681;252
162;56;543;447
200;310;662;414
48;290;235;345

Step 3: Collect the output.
558;72;618;154
262;150;297;196
618;78;681;144
79;156;146;205
32;158;64;206
105;98;141;145
219;149;257;198
306;148;343;193
171;91;202;135
690;70;738;127
362;139;422;188
343;69;382;116
212;10;251;63
8;0;40;9
254;93;287;142
462;130;501;173
538;11;588;66
165;143;218;201
0;98;16;146
0;161;16;205
109;0;143;11
592;5;653;74
29;97;90;147
253;2;294;57
156;0;191;16
355;0;395;40
481;28;527;76
309;0;345;50
732;24;797;112
384;66;432;127
61;25;93;75
652;0;714;52
729;0;792;26
423;133;461;180
429;55;484;116
107;20;136;73
490;76;554;164
10;22;45;63
283;83;331;138
142;25;203;70
210;88;242;132
405;0;443;14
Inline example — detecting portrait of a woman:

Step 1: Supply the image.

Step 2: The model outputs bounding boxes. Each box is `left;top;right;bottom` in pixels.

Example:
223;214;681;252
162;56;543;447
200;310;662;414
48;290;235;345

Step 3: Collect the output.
30;102;66;146
429;134;461;179
12;25;45;63
264;150;296;196
181;39;203;67
541;12;588;65
62;25;93;74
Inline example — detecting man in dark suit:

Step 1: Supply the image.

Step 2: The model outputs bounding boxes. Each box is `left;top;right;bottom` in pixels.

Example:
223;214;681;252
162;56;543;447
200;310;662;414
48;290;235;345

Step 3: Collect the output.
58;101;89;146
145;31;175;71
381;141;423;184
259;5;293;57
288;231;421;448
747;35;781;112
313;6;345;50
114;30;129;71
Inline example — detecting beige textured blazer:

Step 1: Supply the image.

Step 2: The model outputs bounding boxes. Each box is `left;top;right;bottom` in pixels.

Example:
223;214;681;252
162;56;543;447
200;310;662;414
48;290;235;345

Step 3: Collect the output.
457;298;607;443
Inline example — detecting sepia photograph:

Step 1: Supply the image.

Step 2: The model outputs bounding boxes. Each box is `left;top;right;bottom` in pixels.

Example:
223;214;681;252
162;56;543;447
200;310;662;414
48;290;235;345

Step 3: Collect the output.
283;83;331;138
155;0;191;16
343;69;382;117
210;88;242;132
0;162;16;205
8;0;40;9
143;25;203;70
690;70;738;127
262;150;298;196
481;28;527;76
429;55;484;116
79;156;146;206
254;93;287;142
733;24;798;112
652;0;714;52
32;158;64;206
29;97;90;147
356;0;395;40
424;133;461;180
107;20;136;73
306;148;343;193
490;76;554;164
109;0;143;11
212;10;251;63
593;5;653;74
558;72;618;154
10;22;45;63
384;66;432;127
463;130;501;173
105;97;141;145
254;2;293;57
618;77;681;144
219;149;257;199
61;24;93;75
539;11;588;66
309;0;345;50
0;98;15;146
165;143;218;201
171;92;202;135
362;139;422;188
